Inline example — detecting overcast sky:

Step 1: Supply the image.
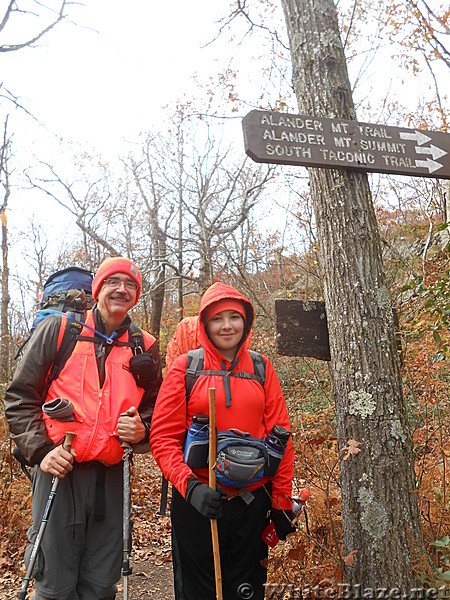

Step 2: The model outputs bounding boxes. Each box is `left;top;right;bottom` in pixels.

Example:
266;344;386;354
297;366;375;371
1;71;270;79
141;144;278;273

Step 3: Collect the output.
2;1;241;253
2;1;230;156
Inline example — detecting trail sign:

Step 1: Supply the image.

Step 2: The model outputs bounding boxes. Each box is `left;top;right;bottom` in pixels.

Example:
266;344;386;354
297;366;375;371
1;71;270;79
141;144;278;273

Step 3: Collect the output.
275;300;331;361
243;110;450;179
275;299;402;362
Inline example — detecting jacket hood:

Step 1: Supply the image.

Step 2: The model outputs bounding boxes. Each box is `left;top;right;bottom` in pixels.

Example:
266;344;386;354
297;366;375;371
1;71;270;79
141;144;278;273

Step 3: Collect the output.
199;282;254;358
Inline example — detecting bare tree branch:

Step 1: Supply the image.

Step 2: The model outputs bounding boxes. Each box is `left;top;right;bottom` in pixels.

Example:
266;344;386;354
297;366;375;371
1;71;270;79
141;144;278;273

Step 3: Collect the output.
0;1;80;53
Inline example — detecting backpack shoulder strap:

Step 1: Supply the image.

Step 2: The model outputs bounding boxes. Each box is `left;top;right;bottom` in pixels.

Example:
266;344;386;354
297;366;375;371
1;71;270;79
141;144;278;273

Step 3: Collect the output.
128;323;146;355
43;318;84;400
185;348;204;402
43;318;146;401
184;347;266;404
248;350;266;387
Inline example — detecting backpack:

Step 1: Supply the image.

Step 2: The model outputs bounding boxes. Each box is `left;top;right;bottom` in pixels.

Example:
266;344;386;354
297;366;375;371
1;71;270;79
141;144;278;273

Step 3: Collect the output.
32;266;94;333
15;266;94;360
165;317;200;372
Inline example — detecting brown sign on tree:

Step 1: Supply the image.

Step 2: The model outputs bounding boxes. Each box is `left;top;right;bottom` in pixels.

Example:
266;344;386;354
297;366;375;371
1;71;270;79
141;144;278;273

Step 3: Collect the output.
275;299;402;363
243;109;450;179
275;299;331;361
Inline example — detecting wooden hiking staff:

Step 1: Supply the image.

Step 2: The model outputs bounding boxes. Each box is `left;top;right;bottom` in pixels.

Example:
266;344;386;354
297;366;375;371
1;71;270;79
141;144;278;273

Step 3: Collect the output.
208;387;223;600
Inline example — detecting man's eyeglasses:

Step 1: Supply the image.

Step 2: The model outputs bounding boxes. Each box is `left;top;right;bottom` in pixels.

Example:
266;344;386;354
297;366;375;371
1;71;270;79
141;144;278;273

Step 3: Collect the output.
103;277;139;292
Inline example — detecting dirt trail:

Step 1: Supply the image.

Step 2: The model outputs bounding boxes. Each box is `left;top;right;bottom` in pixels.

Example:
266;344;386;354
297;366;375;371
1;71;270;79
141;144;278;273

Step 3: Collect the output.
116;553;175;600
3;558;175;600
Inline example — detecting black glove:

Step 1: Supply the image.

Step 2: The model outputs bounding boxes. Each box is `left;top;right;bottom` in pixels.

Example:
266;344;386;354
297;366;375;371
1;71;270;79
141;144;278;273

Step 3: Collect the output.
271;508;296;540
185;477;225;519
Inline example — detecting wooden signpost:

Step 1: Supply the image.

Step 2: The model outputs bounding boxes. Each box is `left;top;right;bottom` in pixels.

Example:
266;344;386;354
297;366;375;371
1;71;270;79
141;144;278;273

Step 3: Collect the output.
243;109;446;354
243;109;450;180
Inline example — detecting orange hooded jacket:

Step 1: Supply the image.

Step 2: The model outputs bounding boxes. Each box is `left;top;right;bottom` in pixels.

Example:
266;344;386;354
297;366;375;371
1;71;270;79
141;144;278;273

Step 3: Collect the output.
150;282;294;510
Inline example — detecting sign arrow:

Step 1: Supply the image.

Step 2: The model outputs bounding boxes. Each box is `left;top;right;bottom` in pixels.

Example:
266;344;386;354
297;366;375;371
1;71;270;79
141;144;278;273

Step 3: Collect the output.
415;158;443;174
399;131;432;145
415;144;448;160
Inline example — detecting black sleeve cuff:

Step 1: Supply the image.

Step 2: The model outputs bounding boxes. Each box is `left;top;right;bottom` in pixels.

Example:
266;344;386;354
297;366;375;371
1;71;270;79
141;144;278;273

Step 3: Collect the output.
185;476;201;502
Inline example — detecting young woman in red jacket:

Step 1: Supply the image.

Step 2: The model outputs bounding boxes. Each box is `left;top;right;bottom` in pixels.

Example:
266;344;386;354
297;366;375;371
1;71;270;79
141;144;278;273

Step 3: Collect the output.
150;282;295;600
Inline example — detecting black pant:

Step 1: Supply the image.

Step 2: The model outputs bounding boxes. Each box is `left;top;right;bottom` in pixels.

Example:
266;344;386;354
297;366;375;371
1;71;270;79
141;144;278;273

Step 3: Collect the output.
171;486;270;600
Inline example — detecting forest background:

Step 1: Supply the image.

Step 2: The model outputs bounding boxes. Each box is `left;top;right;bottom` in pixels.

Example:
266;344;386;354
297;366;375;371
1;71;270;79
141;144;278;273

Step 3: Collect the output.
0;0;449;595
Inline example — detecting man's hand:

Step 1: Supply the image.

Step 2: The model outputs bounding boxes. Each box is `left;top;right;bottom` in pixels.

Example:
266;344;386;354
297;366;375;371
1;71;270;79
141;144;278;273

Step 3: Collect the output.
117;406;146;444
40;445;75;479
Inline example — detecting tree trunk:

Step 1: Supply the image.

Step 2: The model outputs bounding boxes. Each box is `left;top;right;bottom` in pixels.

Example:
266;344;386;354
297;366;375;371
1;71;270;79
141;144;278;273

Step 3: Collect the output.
280;0;428;589
149;279;165;339
177;178;184;319
149;230;166;339
1;202;10;383
1;120;11;384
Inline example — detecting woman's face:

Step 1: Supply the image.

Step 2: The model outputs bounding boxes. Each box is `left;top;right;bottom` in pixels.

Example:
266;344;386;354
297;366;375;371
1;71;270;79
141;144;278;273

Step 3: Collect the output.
205;310;245;360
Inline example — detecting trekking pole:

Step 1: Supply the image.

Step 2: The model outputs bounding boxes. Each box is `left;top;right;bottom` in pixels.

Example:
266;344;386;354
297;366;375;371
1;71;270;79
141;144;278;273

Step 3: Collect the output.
121;441;133;600
18;431;76;600
158;474;169;516
208;387;223;600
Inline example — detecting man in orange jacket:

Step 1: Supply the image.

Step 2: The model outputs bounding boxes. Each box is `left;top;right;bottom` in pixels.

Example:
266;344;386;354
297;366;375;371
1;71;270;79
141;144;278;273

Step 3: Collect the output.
5;257;162;600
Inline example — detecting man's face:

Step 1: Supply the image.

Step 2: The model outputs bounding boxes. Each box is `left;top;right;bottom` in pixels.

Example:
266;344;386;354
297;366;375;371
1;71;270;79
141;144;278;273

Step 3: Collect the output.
96;272;138;324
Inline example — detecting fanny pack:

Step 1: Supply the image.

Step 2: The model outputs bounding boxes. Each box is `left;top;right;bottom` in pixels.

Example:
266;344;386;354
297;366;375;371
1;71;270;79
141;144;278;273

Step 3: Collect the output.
184;419;290;488
215;429;268;488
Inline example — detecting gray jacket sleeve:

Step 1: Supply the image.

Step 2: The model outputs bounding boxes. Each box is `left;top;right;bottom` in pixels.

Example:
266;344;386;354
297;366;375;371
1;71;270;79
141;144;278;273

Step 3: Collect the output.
4;315;62;466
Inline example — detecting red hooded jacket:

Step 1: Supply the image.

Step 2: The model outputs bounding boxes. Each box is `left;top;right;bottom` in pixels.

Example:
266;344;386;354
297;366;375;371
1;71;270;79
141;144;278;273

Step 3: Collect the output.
149;282;294;510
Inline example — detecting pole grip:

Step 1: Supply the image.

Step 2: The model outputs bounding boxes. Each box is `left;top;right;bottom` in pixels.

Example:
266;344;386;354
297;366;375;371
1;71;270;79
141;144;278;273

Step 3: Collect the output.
62;431;76;452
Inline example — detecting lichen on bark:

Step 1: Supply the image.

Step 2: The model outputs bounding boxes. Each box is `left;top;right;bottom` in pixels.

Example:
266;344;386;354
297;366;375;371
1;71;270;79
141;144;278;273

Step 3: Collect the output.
348;390;376;418
358;486;389;541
